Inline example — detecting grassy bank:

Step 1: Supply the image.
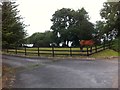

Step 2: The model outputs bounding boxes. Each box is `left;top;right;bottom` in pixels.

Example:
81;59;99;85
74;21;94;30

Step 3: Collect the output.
90;49;119;58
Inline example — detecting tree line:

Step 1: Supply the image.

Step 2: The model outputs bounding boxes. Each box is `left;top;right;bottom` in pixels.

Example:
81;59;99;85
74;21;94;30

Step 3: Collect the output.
26;8;94;47
2;1;120;51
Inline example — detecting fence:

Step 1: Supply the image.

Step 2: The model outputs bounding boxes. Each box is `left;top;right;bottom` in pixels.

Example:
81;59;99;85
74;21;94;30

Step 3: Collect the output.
3;41;112;57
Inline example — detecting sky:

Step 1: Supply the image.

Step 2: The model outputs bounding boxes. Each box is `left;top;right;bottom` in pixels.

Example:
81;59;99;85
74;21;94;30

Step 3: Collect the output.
16;0;107;36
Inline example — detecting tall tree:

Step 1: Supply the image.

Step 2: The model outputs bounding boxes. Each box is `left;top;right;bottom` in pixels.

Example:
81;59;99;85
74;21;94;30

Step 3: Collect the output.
51;8;94;46
2;1;26;48
51;8;73;46
100;2;120;38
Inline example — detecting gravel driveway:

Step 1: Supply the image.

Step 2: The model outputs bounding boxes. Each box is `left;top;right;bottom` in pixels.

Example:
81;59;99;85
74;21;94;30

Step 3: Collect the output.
2;55;118;88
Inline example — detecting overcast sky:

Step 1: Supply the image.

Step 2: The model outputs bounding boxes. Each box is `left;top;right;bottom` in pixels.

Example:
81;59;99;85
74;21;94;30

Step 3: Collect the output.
16;0;107;36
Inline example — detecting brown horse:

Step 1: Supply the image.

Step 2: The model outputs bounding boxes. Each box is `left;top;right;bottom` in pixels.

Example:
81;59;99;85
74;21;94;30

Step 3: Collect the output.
79;40;95;51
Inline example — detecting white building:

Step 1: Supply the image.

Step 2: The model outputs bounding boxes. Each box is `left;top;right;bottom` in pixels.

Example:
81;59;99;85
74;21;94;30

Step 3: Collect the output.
22;44;34;47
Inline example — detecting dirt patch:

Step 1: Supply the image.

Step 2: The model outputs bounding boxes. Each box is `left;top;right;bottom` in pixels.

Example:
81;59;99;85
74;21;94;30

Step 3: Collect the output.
2;64;16;89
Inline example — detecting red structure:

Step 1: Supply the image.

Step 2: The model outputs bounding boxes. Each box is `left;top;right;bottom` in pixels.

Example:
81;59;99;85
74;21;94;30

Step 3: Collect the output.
80;40;95;47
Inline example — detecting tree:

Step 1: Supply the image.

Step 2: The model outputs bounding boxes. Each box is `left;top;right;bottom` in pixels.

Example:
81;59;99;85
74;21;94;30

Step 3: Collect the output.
100;2;120;38
2;1;26;48
26;31;54;47
51;8;94;46
26;32;45;47
43;31;54;46
94;21;106;44
51;8;73;46
100;2;120;52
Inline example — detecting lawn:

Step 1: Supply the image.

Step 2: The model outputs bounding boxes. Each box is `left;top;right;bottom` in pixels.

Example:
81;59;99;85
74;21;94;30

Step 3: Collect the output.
90;49;119;58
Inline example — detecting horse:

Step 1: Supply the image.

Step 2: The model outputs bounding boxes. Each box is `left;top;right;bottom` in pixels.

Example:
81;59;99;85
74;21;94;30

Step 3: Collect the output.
79;40;95;51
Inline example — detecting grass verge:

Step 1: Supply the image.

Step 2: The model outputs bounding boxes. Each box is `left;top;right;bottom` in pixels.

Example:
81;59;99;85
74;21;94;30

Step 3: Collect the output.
90;49;119;58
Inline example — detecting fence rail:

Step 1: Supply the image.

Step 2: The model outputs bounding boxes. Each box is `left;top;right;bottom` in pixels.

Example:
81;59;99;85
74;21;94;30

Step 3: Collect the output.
3;42;112;57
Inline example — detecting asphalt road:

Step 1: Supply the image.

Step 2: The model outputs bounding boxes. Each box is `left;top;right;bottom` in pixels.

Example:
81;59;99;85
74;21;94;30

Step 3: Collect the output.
2;55;118;88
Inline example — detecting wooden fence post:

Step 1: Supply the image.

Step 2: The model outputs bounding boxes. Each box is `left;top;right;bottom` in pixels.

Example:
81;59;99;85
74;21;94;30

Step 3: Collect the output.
52;46;54;57
25;47;26;55
70;47;72;56
38;46;40;56
110;40;113;49
15;47;17;54
109;41;111;49
103;41;105;50
95;45;97;53
90;46;92;54
7;47;8;53
87;46;89;56
103;38;105;50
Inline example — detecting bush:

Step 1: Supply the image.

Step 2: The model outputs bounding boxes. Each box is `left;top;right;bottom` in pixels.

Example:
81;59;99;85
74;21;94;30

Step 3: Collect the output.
111;38;120;52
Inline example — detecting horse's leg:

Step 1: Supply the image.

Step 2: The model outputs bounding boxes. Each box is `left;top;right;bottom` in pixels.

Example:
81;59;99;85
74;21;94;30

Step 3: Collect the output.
80;46;83;52
81;46;84;52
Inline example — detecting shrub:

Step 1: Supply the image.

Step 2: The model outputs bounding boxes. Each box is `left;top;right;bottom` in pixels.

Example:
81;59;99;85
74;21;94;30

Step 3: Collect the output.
111;38;120;52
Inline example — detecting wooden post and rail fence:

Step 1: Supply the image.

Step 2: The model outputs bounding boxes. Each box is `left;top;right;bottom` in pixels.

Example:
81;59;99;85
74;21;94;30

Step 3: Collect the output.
3;41;113;57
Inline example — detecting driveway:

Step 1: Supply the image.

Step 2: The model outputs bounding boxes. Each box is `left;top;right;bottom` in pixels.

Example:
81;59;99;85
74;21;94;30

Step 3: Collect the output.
2;55;118;88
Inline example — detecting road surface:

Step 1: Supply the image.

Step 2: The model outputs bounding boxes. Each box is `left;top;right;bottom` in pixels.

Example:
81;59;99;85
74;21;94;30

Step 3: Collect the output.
2;55;118;88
